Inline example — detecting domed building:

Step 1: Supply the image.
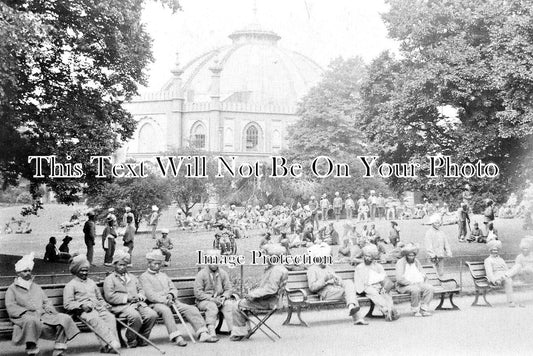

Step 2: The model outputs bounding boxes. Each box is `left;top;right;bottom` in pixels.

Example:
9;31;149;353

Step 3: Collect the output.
121;23;323;160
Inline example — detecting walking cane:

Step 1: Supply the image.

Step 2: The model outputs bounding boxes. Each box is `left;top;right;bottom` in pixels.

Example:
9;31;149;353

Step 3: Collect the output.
115;318;166;355
77;317;122;355
171;303;196;343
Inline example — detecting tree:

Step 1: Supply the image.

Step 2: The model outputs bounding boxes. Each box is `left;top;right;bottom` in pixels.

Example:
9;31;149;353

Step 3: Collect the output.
283;56;391;199
86;174;171;231
165;148;232;216
0;0;180;204
286;57;367;162
360;0;533;203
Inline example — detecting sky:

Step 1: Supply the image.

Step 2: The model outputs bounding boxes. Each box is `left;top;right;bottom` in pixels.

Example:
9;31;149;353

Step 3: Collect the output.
140;0;399;91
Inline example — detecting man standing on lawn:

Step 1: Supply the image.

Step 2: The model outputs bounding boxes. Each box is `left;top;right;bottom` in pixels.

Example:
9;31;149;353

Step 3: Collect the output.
424;214;452;277
83;210;96;264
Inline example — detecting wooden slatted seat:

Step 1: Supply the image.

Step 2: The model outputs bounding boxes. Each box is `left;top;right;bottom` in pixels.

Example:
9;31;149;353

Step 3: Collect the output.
0;276;224;337
465;260;533;306
284;264;460;327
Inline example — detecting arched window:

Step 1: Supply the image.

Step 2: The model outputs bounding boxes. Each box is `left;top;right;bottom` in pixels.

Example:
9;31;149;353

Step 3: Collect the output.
190;122;206;149
272;129;281;150
245;125;259;151
138;123;155;152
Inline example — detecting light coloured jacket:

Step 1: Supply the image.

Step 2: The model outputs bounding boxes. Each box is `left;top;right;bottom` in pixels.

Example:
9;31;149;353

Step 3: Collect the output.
103;272;147;313
395;257;426;287
194;267;233;303
139;270;178;304
424;227;452;258
353;262;386;294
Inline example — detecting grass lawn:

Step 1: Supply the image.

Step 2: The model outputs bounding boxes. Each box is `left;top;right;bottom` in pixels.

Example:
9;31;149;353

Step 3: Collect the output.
1;203;532;288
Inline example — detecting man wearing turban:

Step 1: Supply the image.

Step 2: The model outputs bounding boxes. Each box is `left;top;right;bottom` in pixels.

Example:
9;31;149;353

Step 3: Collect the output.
305;244;367;325
103;249;158;348
507;237;533;283
484;240;522;307
155;228;173;266
354;245;398;321
139;249;218;346
194;249;235;337
63;254;121;353
6;253;79;356
395;243;434;317
424;214;452;277
230;244;288;341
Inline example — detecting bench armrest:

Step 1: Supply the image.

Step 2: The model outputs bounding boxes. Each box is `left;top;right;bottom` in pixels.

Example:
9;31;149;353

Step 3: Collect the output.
438;277;459;289
285;287;309;303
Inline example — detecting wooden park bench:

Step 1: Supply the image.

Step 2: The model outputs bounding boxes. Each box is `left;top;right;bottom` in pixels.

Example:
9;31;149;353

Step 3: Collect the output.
465;260;533;307
0;275;225;341
283;264;460;327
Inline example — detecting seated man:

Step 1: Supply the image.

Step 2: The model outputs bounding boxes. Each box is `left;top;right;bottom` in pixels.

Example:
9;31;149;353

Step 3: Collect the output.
321;222;340;245
508;237;533;283
301;225;316;247
354;245;398;321
395;243;434;317
195;250;235;337
6;253;79;356
155;228;173;266
139;250;218;346
484;240;523;307
230;244;288;341
64;254;121;353
468;222;483;243
44;237;70;263
306;244;367;325
103;249;158;348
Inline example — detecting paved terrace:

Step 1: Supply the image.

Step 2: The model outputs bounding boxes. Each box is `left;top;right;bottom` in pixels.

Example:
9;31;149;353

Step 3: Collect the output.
1;290;532;356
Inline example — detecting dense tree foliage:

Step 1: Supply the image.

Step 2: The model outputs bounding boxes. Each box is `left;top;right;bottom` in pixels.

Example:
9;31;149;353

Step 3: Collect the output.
0;0;179;204
360;0;533;203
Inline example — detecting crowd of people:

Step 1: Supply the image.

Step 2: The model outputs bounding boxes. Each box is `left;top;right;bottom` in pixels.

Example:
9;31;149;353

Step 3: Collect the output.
8;227;533;355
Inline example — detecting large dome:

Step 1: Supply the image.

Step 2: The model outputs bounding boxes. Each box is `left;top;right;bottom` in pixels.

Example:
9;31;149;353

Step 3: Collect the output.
163;24;323;107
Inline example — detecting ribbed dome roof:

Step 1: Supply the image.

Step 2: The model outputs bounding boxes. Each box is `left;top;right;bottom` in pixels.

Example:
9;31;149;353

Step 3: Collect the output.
164;24;323;107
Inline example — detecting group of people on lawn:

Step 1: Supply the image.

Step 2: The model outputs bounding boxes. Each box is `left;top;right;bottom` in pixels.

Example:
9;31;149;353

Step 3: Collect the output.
6;219;533;355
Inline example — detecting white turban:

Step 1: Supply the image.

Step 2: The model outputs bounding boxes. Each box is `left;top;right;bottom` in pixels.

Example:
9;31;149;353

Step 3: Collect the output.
161;228;169;234
429;214;441;225
362;244;379;258
15;252;35;272
113;249;131;264
307;243;332;259
146;249;165;261
263;243;287;257
519;237;533;250
401;243;420;257
152;205;159;212
487;240;502;251
108;208;115;213
125;207;131;212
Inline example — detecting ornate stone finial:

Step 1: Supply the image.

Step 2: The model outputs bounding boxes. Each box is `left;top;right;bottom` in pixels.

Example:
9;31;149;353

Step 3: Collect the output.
170;50;183;77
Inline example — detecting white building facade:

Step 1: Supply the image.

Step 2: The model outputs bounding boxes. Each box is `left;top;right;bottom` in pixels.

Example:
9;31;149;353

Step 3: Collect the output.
121;24;323;161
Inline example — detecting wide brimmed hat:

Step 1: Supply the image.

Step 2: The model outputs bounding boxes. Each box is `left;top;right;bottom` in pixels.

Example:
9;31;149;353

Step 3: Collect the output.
62;236;73;242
